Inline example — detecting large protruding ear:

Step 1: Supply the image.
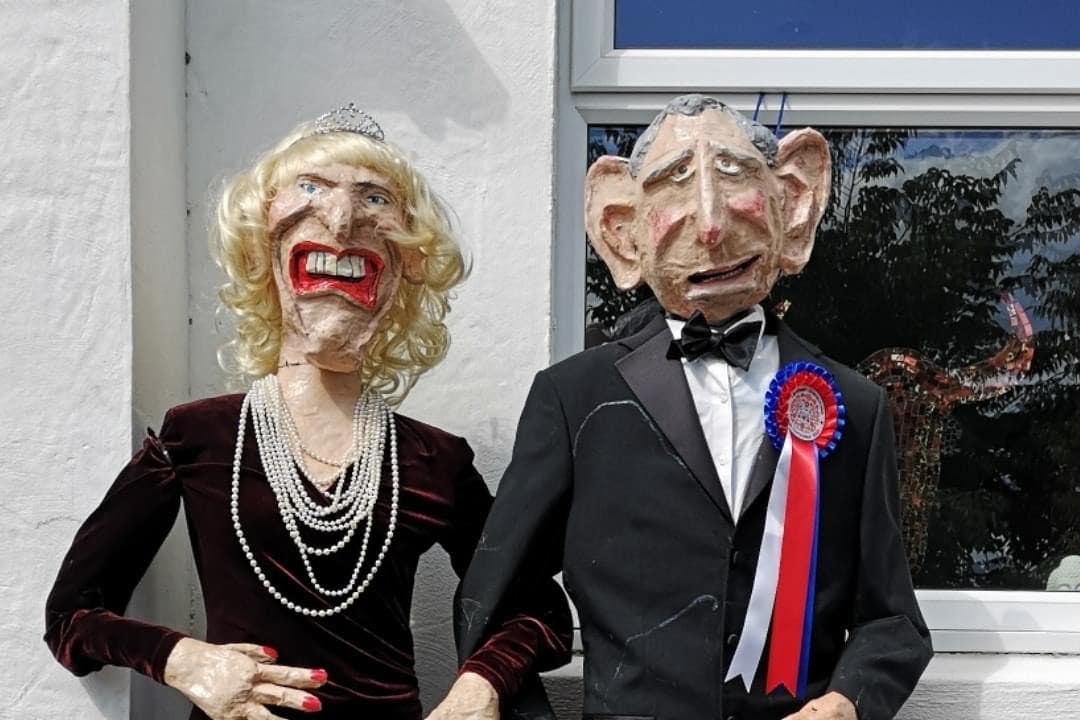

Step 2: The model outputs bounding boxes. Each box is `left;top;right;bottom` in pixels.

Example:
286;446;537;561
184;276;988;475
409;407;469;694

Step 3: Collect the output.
584;155;642;290
774;127;832;275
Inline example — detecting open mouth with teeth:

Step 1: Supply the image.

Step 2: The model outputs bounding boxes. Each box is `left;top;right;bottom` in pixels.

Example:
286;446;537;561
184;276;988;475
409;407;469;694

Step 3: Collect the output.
688;255;760;285
289;241;384;309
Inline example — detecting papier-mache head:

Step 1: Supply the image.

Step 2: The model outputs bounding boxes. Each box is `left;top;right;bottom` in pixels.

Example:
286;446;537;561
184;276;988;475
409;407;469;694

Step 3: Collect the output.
213;104;466;403
585;94;831;324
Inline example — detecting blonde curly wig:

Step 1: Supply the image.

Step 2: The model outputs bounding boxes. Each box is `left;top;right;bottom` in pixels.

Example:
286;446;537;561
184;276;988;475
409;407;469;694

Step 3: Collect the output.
211;122;467;405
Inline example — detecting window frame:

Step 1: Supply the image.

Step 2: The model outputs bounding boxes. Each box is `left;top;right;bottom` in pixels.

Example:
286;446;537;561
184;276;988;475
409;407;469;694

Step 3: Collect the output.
572;0;1080;95
553;0;1080;655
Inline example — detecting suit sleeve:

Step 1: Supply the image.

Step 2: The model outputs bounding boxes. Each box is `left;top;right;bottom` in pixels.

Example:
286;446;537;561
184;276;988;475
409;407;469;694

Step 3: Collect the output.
454;371;574;715
827;387;933;719
44;415;188;683
437;440;572;701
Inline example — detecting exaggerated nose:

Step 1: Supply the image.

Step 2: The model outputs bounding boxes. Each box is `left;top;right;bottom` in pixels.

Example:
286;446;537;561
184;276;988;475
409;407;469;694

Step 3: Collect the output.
322;187;356;238
696;160;724;247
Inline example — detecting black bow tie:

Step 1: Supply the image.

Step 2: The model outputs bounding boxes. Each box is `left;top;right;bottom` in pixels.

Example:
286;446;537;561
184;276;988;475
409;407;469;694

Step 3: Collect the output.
668;310;762;370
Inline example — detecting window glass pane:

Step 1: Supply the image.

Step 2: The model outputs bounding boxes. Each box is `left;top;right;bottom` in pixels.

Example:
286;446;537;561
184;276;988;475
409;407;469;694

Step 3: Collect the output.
615;0;1080;50
586;124;1080;591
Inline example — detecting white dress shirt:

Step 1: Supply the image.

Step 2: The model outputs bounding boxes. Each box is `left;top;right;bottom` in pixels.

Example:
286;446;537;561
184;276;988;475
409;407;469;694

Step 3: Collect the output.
666;305;779;523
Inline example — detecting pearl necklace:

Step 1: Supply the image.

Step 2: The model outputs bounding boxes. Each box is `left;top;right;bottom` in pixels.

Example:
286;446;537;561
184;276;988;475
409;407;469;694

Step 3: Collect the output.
272;390;356;481
231;375;399;617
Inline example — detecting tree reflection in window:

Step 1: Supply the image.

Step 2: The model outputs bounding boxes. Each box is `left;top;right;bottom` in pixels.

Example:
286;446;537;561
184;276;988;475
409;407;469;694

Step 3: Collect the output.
585;125;1080;590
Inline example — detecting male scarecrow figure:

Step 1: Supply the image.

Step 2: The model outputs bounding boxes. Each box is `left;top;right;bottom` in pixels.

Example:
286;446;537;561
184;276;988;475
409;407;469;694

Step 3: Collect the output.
456;95;932;720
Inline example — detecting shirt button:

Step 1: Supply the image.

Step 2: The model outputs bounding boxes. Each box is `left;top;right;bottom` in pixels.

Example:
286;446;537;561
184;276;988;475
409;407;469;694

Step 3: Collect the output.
726;633;739;647
719;392;729;404
718;456;729;466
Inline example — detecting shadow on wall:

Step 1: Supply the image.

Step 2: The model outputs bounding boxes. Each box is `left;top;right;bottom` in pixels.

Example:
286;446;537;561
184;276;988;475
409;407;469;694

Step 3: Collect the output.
76;666;127;719
186;0;510;145
185;0;516;400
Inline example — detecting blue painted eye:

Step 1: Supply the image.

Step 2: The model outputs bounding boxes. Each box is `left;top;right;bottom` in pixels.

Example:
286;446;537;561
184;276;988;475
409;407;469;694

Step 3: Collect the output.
366;194;390;206
300;181;319;195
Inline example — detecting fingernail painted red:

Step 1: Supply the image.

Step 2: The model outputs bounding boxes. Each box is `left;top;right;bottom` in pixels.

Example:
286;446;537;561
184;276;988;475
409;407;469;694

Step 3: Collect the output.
262;646;279;661
311;669;328;683
303;696;322;711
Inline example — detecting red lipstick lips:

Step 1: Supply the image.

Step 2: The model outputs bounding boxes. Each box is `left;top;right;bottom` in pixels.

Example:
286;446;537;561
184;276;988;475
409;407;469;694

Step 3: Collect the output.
289;241;383;309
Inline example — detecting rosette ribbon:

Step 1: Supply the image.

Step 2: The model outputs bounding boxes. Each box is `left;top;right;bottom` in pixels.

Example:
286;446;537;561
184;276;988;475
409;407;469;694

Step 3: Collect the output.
725;361;844;698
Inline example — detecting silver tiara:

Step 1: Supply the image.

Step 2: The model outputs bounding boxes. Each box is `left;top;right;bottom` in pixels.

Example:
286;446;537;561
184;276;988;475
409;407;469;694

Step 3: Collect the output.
311;103;385;141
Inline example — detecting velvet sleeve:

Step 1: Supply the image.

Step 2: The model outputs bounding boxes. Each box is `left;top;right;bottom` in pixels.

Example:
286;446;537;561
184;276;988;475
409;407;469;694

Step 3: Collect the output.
439;440;573;702
44;414;188;683
453;372;575;717
827;388;933;719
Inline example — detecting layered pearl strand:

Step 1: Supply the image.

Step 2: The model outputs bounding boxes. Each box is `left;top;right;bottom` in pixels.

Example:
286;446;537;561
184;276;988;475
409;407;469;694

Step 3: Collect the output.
231;374;398;617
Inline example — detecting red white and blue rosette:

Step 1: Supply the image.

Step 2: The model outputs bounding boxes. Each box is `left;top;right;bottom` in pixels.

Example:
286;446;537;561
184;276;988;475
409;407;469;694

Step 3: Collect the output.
725;362;844;699
765;362;845;458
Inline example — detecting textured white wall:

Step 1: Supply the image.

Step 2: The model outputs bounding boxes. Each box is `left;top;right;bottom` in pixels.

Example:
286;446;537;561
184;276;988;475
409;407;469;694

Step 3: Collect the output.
0;2;133;718
901;655;1080;719
184;0;557;712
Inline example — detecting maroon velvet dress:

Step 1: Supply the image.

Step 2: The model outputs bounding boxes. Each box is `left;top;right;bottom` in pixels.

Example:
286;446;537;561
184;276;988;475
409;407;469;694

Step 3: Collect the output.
44;394;571;719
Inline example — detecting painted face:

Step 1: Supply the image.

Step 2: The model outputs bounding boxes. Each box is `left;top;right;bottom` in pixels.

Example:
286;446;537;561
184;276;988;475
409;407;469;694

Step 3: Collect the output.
632;110;786;323
268;162;409;372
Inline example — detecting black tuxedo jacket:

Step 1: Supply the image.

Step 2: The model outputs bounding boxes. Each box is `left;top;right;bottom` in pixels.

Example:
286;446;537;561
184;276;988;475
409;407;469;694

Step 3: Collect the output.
458;313;932;720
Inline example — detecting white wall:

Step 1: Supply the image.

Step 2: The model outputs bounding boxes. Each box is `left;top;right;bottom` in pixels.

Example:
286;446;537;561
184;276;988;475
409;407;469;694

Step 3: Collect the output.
0;2;134;718
184;0;558;711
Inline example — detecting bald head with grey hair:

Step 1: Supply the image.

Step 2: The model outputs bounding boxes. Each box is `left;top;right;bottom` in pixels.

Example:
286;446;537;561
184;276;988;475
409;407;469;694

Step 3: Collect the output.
628;94;779;177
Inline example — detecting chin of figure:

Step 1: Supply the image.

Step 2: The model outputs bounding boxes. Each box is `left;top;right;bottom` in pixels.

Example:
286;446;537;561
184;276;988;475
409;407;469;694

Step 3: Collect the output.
280;296;391;373
682;284;768;325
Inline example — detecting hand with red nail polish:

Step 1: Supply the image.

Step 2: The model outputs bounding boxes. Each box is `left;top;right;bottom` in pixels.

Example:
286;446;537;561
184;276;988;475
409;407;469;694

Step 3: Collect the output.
164;638;327;719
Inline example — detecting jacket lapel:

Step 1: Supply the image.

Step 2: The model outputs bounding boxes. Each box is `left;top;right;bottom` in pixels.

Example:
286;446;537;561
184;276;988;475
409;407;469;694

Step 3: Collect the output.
738;315;825;518
615;316;734;522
